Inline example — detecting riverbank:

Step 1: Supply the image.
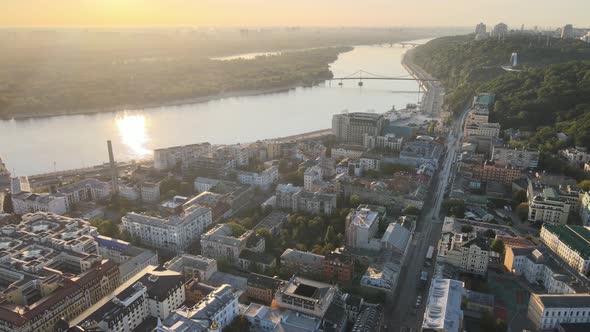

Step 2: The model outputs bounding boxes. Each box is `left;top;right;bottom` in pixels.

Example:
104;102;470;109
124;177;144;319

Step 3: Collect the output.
1;83;320;121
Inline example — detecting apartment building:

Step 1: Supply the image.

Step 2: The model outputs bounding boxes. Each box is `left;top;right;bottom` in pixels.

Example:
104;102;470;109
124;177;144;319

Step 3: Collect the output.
0;213;121;332
153;142;212;170
11;191;67;215
200;223;260;264
323;247;354;283
156;284;239;332
492;146;540;170
293;191;337;215
95;235;159;283
244;303;322;332
56;178;111;210
346;206;380;249
237;165;278;190
580;192;590;226
472;161;524;185
363;133;404;151
280;248;325;275
122;205;212;253
529;188;571;224
559;147;590;165
304;165;323;191
164;254;218;281
464;122;501;138
438;234;492;275
72;266;185;332
464;107;489;127
246;273;284;304
540;224;590;274
504;247;582;294
274;275;337;318
527;294;590;331
332;112;386;145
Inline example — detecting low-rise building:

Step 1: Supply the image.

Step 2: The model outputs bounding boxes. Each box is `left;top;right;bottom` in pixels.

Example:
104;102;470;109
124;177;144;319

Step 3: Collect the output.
164;254;218;281
580;192;590;226
331;145;366;160
72;266;185;332
280;248;325;276
381;216;416;257
527;294;590;331
56;178;112;210
184;277;216;303
237;165;278;190
472;161;524;185
155;284;239;332
246;273;284;304
154;142;212;171
529;188;571;224
293;190;337;215
253;210;288;236
95;235;159;283
350;304;383;332
323;247;354;284
194;177;220;194
243;303;322;332
122;204;212;253
540;224;590;274
274;275;337;318
200;223;262;265
11;190;67;215
560;147;590;165
464;122;501;138
363;133;403;152
304;165;323;191
422;279;464;332
360;263;400;294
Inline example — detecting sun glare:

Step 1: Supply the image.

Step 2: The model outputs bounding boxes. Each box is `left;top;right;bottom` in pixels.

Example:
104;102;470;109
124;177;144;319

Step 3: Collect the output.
115;114;151;158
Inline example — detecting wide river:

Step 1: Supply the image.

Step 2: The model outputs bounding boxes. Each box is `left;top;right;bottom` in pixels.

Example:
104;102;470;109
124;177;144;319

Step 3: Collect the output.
0;38;430;176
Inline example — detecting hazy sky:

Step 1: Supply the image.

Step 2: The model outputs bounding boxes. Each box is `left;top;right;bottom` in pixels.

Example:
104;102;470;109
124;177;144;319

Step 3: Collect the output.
2;0;588;28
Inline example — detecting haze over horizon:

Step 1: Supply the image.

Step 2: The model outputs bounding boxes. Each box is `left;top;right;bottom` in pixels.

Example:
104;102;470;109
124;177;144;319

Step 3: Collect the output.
2;0;589;28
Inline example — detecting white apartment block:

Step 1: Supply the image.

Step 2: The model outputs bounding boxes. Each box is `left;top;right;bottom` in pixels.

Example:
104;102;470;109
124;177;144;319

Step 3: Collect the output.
122;206;212;253
164;254;218;281
156;284;239;332
237;165;278;190
492;146;540;170
11;192;67;215
154;142;212;170
331;146;365;159
346;206;380;249
529;188;571;224
438;233;491;275
540;224;590;274
275;183;302;209
527;294;590;331
504;247;580;294
56;178;112;210
229;144;249;167
359;156;380;171
304;165;323;191
200;223;253;264
194;177;220;193
560;147;590;165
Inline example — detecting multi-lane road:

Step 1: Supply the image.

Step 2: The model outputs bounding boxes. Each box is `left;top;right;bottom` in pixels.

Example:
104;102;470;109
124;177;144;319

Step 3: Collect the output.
384;100;471;331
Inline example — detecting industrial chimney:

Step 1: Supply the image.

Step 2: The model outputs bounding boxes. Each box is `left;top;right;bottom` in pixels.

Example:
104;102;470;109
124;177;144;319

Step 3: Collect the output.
107;140;119;194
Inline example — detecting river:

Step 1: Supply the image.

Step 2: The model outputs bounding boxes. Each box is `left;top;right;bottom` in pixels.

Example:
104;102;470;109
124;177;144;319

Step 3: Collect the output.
0;38;430;176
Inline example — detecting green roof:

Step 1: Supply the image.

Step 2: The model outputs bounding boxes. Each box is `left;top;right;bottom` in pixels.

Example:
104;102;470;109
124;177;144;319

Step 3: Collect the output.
543;224;590;260
475;93;495;108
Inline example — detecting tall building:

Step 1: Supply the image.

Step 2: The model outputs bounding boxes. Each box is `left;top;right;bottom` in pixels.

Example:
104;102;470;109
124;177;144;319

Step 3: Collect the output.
491;23;508;37
346;205;380;249
475;22;487;34
529;188;571;224
332;112;386;145
561;24;574;39
122;205;212;253
153;142;212;171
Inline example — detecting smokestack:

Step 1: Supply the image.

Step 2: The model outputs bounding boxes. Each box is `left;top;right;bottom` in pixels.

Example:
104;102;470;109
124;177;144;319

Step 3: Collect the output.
107;140;119;194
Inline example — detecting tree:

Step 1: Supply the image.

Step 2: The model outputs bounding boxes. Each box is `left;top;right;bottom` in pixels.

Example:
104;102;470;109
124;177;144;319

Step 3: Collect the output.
324;225;337;245
217;258;231;273
461;225;473;233
513;190;527;203
223;315;250;332
442;199;465;217
516;202;529;221
403;206;421;216
90;218;121;238
484;229;496;238
349;195;361;207
491;239;505;255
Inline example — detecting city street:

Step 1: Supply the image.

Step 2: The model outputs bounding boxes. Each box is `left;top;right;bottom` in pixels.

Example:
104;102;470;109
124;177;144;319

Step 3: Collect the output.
385;103;471;331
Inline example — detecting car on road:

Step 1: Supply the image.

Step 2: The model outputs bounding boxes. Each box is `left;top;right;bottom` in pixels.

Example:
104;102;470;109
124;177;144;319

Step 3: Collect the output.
415;295;422;308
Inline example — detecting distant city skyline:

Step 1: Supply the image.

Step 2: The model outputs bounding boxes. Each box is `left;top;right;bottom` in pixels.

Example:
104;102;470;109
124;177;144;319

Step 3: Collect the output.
1;0;589;28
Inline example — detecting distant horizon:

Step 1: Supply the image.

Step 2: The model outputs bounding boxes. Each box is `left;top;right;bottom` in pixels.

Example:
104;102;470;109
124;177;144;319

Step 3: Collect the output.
2;0;588;28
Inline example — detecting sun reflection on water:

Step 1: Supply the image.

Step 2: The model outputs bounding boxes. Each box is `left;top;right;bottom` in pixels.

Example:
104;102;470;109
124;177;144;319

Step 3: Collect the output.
115;114;151;157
